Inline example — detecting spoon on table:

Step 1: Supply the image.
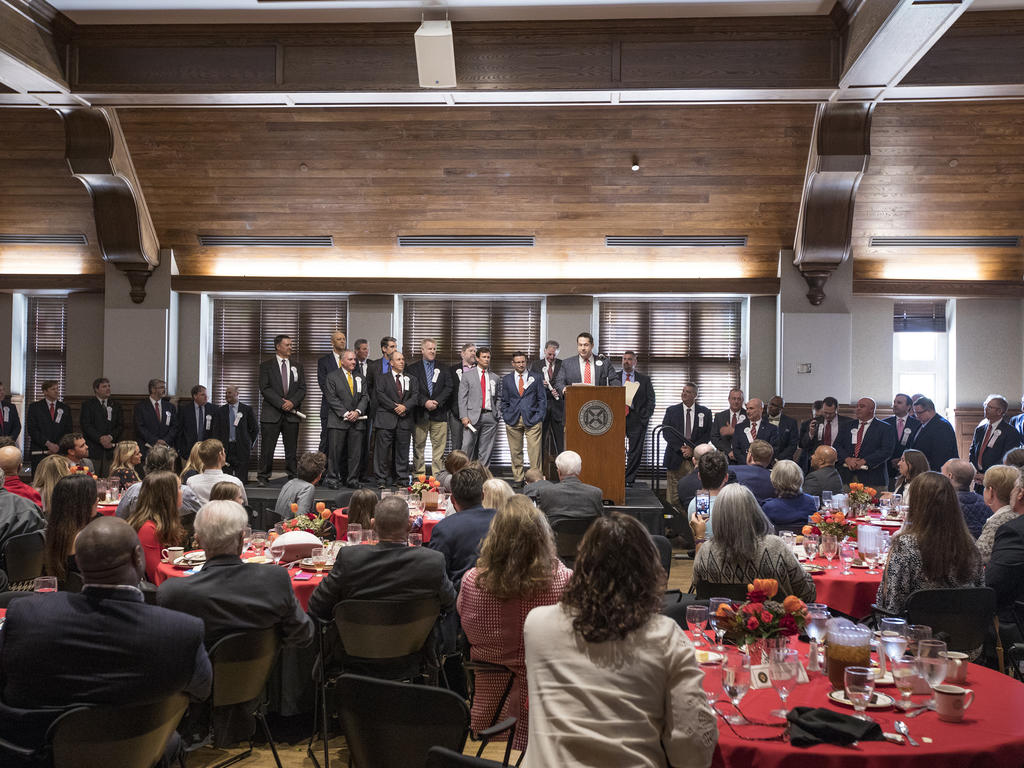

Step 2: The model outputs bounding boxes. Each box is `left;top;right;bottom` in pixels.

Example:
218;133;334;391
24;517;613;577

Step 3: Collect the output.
895;721;919;747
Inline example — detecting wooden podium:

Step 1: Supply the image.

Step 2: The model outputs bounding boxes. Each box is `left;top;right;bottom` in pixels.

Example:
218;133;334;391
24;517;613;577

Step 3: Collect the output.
564;385;626;505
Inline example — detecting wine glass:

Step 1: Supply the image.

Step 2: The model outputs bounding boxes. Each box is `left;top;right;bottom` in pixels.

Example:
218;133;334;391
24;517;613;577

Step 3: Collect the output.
821;534;838;569
916;638;948;707
879;495;892;516
844;666;875;720
907;624;932;655
250;530;267;558
892;657;920;710
860;538;880;575
721;652;751;725
33;576;57;593
311;546;327;575
839;541;856;575
708;598;731;652
685;604;710;648
879;617;909;665
802;534;820;560
243;526;253;552
768;649;800;718
347;523;363;545
821;490;833;510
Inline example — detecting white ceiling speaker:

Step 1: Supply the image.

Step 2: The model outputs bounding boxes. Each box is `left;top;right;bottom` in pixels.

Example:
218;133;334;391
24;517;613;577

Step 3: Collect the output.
415;20;457;89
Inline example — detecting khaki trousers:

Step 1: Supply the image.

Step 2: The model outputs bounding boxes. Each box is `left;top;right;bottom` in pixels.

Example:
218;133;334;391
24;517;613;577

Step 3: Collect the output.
505;417;543;482
665;461;694;510
413;417;448;475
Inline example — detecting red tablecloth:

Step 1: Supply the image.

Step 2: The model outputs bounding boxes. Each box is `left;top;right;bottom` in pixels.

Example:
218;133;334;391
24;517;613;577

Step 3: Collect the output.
154;555;326;611
330;508;441;543
705;642;1024;767
96;503;118;517
806;557;882;619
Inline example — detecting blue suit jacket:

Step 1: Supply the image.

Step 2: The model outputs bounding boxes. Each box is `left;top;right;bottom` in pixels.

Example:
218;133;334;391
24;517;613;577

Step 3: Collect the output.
909;415;959;471
426;505;498;588
969;419;1022;473
500;372;546;428
731;418;779;459
835;418;897;488
731;464;776;505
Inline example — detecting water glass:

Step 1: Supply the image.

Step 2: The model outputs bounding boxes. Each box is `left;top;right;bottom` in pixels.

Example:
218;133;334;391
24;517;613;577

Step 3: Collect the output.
769;649;800;718
347;523;363;545
839;541;856;574
879;495;892;515
908;624;932;655
803;534;820;559
243;526;253;551
721;652;751;725
892;657;920;710
697;653;723;705
822;490;833;509
365;529;379;545
685;604;710;647
879;617;909;664
250;530;267;557
709;597;732;651
811;495;820;511
844;666;875;720
821;535;838;569
916;639;948;704
33;576;57;593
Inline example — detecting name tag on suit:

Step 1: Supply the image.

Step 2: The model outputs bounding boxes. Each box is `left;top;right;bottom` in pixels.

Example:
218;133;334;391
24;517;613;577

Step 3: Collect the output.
432;368;440;384
851;428;860;441
106;406;113;420
355;377;362;393
55;409;64;423
205;414;213;430
234;411;243;427
2;407;8;422
989;429;1002;449
290;366;299;382
901;429;911;445
524;376;535;390
165;410;172;426
698;412;705;428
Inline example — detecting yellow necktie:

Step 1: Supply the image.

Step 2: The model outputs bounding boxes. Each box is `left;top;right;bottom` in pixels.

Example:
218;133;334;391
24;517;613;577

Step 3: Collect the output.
338;356;343;369
346;371;353;395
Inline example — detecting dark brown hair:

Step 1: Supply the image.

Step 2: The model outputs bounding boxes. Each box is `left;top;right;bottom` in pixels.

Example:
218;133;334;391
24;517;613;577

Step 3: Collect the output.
347;488;378;529
44;474;96;582
127;470;185;547
899;472;980;584
561;512;665;643
901;449;930;480
209;480;243;502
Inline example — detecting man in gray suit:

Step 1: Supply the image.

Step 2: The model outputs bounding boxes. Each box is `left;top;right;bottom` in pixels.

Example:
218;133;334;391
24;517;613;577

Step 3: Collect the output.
458;346;501;467
536;450;605;527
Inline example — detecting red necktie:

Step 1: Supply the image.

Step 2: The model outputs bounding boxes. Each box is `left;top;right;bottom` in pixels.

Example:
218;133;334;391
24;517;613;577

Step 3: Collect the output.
154;401;160;422
823;420;832;446
978;424;993;469
480;370;487;408
280;359;289;392
548;362;553;380
750;421;757;440
518;375;524;396
584;359;592;384
49;403;55;421
854;421;866;458
730;412;736;428
396;374;403;398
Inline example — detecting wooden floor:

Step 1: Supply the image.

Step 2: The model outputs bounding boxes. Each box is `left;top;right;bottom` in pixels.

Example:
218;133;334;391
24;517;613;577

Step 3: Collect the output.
187;556;695;767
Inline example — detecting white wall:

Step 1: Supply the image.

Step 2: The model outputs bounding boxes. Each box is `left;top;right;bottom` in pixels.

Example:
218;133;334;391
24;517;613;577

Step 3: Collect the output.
955;298;1024;406
748;295;777;399
546;295;594;357
349;294;396;353
850;296;894;405
65;292;105;394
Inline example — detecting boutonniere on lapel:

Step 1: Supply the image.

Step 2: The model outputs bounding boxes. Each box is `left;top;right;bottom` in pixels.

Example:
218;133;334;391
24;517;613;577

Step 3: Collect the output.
697;412;705;428
290;366;298;381
355;377;362;392
402;375;410;392
595;360;603;367
525;377;535;389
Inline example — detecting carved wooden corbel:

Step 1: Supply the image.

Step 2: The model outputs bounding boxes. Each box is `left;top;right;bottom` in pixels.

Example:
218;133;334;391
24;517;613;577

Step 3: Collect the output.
60;107;160;303
791;102;873;305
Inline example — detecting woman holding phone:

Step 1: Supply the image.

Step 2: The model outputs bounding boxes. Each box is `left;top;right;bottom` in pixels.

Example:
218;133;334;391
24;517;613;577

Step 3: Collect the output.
686;451;730;546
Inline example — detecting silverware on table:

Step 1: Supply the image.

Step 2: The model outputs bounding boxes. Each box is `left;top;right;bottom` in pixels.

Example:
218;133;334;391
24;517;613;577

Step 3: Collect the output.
904;705;933;718
895;721;919;747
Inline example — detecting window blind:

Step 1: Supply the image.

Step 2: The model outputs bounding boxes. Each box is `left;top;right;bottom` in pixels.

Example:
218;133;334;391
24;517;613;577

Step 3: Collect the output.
212;297;348;462
893;300;947;333
24;296;68;458
599;299;743;475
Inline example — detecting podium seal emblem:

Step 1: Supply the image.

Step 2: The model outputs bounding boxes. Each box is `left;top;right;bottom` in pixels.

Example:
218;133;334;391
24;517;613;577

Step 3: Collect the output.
578;400;613;436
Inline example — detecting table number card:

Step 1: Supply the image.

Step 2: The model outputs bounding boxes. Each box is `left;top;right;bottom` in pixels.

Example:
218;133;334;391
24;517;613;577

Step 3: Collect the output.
750;661;810;689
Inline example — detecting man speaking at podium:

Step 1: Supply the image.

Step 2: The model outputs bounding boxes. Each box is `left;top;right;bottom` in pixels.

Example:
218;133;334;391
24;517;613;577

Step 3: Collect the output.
554;333;618;392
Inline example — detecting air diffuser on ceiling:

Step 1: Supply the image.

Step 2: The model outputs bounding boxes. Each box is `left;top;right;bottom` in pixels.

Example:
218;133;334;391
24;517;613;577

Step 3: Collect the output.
197;235;334;247
0;234;88;245
869;236;1020;248
398;235;534;247
605;235;748;247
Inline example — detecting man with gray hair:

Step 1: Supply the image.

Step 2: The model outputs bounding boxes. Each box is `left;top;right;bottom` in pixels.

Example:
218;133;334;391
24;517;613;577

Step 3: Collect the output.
941;459;992;538
536;450;604;527
969;394;1022;487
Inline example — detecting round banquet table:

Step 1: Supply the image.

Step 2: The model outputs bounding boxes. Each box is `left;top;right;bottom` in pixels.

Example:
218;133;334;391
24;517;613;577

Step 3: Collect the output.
703;641;1024;768
330;508;441;543
96;502;119;516
805;557;882;619
154;555;326;611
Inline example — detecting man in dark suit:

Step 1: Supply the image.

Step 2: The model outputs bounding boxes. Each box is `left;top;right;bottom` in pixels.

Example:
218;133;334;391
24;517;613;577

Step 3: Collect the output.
883;393;921;487
536;450;605;527
324;349;369;489
0;380;21;442
353;338;373;478
528;340;564;468
373;350;419;488
553;332;617;392
618;351;655;487
427;465;496;588
795;400;823;473
25;379;72;474
360;336;397;481
0;516;210;750
910;396;960;472
731;398;779;460
409;338;453;476
835;397;897;488
447;343;478;455
133;378;179;462
257;334;306;486
969;394;1022;487
710;387;745;459
797;395;853;467
315;330;347;455
179;384;218;461
80;376;122;477
216;385;257;483
766;396;799;462
501;351;546;487
732;440;776;505
662;382;714;512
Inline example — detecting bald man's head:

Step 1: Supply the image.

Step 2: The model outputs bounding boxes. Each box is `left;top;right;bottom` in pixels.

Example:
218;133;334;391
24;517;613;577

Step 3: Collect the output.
74;517;144;586
0;445;21;474
811;445;838;470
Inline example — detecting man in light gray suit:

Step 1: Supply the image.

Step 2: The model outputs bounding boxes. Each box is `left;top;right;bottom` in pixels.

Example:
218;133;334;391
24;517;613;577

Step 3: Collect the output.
459;346;501;467
536;450;605;527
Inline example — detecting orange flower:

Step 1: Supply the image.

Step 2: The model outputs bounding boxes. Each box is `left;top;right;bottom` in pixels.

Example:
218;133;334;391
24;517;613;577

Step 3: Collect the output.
867;487;877;497
320;508;332;520
417;474;427;483
783;595;806;614
268;531;279;542
801;525;814;536
832;512;845;522
811;512;823;524
428;476;436;483
748;578;779;598
316;501;326;512
715;603;735;618
290;503;299;513
850;483;863;491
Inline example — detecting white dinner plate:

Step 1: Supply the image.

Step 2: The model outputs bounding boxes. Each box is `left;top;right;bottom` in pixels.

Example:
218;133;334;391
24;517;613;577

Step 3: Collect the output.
827;690;895;709
695;650;724;664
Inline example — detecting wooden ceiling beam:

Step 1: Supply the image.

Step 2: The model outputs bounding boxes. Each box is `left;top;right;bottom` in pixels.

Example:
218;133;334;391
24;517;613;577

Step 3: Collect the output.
0;0;79;106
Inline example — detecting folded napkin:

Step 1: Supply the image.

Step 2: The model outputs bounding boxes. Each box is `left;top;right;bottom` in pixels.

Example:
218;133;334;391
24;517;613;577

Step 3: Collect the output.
268;530;323;562
786;706;884;747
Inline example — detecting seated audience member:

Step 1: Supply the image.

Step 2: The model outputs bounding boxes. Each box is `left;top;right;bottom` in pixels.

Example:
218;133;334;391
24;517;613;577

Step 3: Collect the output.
435;449;470;493
43;474;98;586
108;440;142;490
876;472;983;616
0;444;42;507
428;465;497;589
32;453;71;515
180;442;204;484
692;484;815;602
0;468;46;573
762;460;817;527
686;450;730;540
977;465;1021;564
127;470;187;582
984;471;1024;647
674;443;720;535
0;517;210;760
1003;447;1024;470
801;445;844;498
482;477;514;511
536;450;604;527
524;512;717;768
273;451;326;520
522;466;553;502
208;480;245;504
345;488;378;531
893;448;929;503
58;432;94;473
458;495;572;753
731;439;776;505
942;458;991;538
117;444;201;520
187;439;246;505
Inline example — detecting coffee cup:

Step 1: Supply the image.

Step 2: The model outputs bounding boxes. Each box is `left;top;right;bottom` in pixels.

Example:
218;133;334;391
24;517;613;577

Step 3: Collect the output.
944;651;969;683
162;546;185;563
934;684;974;722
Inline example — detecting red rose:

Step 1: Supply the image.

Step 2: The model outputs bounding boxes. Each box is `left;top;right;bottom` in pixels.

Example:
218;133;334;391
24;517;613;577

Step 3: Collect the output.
760;611;773;624
746;618;760;631
778;614;799;635
307;512;316;520
747;590;769;603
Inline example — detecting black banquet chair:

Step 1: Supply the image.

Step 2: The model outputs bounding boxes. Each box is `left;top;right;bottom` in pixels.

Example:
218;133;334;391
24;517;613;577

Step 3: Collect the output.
3;531;45;585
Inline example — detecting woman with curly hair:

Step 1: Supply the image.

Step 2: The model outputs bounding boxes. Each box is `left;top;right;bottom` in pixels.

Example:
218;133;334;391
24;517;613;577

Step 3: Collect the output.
457;495;571;753
107;440;142;491
524;512;717;768
127;470;186;582
43;474;98;585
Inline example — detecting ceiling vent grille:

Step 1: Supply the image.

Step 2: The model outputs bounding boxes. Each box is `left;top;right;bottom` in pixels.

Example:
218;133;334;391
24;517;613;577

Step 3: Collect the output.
197;235;334;247
605;235;747;247
398;235;535;247
0;233;88;245
869;235;1020;248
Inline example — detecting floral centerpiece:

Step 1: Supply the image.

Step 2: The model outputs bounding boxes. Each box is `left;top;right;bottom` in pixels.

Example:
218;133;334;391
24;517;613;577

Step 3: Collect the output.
846;483;877;515
69;464;95;478
409;474;442;510
714;579;808;661
802;510;857;541
279;501;335;541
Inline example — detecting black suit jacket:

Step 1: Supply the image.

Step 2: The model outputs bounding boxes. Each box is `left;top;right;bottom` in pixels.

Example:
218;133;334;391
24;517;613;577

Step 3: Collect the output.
324;369;369;429
883;414;922;462
553;356;617;392
771;415;800;462
985;513;1024;625
835;418;897;488
621;371;655;433
259;357;307;424
969;419;1022;473
0;586;211;710
661;403;713;471
798;415;856;453
731;418;779;459
157;555;314;648
307;542;456;621
0;398;21;441
426;505;499;587
215;401;257;449
80;397;123;459
373;372;419;430
26;399;72;453
134;397;179;448
179;401;219;456
909;414;960;471
711;408;745;454
408;359;454;422
528;358;564;423
447;364;469;419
